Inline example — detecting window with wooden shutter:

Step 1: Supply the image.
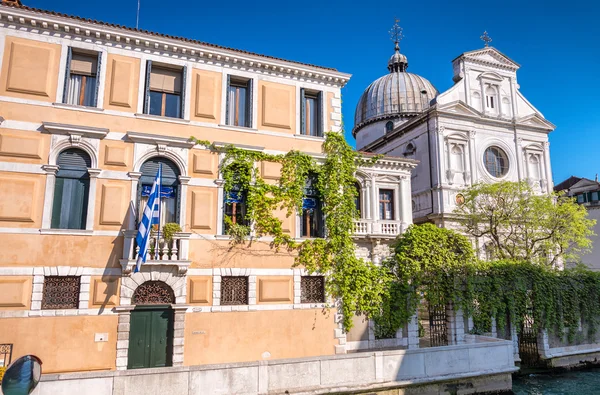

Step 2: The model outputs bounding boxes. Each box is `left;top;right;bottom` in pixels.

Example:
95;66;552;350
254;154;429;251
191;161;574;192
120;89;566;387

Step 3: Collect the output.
144;63;184;119
379;189;394;220
51;148;91;230
138;157;181;225
226;76;252;127
63;48;99;107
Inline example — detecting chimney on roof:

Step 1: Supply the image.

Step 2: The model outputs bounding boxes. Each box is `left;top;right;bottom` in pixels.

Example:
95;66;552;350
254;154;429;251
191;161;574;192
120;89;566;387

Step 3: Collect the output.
2;0;23;5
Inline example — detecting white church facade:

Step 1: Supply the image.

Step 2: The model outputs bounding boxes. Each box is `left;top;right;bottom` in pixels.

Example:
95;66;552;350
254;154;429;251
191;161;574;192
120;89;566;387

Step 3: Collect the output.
353;27;556;227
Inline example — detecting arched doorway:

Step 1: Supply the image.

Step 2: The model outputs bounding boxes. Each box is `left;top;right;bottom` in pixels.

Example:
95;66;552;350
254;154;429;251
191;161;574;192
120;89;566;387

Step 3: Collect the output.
127;281;175;369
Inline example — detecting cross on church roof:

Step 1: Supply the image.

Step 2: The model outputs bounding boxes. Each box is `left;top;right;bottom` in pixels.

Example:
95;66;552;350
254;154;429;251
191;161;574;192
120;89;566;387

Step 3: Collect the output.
480;31;492;47
389;18;404;51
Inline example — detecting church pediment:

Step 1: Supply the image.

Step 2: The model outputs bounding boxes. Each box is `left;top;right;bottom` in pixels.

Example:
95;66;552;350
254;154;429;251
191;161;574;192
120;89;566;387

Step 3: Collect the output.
516;114;555;131
571;178;600;191
438;101;482;117
460;47;520;71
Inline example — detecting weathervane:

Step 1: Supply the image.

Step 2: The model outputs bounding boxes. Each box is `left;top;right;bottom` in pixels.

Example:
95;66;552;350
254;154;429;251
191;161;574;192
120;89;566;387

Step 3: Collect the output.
389;18;404;51
480;31;492;47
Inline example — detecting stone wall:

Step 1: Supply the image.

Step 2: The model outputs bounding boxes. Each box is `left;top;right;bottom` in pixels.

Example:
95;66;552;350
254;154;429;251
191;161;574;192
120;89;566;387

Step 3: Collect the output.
26;335;516;395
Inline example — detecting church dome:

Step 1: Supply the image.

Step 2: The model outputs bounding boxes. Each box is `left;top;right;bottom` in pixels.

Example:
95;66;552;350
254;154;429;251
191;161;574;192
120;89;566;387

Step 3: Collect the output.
353;39;438;135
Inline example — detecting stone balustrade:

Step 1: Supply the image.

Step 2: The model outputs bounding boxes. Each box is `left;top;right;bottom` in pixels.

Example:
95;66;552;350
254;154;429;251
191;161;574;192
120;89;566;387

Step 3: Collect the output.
120;230;192;275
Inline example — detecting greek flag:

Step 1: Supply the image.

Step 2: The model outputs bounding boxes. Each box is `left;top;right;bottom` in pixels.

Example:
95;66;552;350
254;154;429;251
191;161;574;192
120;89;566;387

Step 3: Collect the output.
135;165;162;272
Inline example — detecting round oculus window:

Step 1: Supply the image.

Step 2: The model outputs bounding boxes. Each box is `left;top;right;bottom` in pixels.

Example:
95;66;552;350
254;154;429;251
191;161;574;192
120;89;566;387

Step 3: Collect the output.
483;146;509;178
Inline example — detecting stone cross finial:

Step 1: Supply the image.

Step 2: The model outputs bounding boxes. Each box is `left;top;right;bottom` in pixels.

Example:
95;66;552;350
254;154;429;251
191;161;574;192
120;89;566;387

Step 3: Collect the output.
389;18;404;51
480;31;492;47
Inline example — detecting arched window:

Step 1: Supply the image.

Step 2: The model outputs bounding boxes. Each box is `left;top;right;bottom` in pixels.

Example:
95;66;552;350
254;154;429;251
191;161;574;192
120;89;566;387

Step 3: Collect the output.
354;182;362;218
483;146;509;178
529;154;540;180
51;148;91;229
485;87;497;112
385;121;394;134
404;142;416;157
301;173;323;238
138;157;180;225
472;91;482;112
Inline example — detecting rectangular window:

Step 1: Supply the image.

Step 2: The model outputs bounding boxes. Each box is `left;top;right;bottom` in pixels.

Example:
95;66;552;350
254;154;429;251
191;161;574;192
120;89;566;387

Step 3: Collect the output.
300;89;323;137
223;188;249;234
42;276;80;310
577;194;585;204
226;76;252;127
144;62;184;118
220;276;249;305
379;189;394;220
301;276;325;303
301;176;323;238
63;49;100;107
51;176;90;230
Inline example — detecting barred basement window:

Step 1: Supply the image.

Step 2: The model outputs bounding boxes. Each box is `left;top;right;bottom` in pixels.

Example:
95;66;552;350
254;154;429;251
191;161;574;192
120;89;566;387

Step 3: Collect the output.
42;276;80;310
301;276;325;303
221;276;248;305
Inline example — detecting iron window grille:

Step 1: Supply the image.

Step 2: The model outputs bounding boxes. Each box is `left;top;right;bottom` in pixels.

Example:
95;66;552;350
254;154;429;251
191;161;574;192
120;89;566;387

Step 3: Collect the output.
42;276;81;310
220;276;249;305
301;276;325;304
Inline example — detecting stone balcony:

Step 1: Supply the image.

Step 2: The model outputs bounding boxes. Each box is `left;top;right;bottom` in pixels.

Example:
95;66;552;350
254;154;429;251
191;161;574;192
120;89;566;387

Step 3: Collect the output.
120;230;192;275
353;220;405;238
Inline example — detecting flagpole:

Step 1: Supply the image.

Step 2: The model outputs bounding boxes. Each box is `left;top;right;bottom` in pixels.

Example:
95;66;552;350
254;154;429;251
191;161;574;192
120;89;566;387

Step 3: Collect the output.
154;163;162;260
136;0;140;29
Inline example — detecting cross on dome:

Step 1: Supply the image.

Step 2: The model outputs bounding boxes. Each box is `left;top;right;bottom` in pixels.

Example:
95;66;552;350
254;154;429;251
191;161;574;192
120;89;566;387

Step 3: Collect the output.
389;18;404;51
387;18;408;72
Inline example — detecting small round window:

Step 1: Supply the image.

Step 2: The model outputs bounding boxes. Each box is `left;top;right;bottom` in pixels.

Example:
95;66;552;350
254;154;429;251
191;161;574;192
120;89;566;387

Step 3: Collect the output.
483;146;509;178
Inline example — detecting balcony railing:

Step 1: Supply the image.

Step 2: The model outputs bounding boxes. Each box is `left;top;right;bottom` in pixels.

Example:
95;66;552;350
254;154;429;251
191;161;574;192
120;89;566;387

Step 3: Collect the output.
353;220;404;237
121;230;192;275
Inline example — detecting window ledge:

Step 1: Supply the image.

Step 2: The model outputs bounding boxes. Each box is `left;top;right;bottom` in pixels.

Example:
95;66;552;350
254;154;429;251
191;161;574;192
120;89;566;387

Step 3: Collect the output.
294;134;325;142
52;102;104;113
40;229;94;236
134;113;190;125
214;234;231;240
218;124;258;133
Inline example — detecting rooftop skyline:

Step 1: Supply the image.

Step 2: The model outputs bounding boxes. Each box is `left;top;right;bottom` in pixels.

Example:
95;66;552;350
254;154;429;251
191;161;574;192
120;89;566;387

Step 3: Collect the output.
19;0;600;183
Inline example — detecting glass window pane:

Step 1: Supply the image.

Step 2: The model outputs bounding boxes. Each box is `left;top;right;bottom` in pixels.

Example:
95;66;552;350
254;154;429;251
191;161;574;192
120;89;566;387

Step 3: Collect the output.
65;74;83;106
82;76;96;107
237;86;247;127
306;97;318;136
148;91;163;116
164;93;181;118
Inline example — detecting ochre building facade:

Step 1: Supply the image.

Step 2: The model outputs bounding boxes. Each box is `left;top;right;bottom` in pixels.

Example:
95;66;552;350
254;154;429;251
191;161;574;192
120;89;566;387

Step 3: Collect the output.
0;2;416;373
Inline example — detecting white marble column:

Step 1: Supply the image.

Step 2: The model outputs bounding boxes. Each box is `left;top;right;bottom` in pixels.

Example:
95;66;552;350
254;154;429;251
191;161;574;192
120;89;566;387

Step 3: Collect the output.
178;176;191;229
127;172;142;230
399;175;412;230
41;165;60;229
364;180;372;220
543;142;553;193
85;168;101;231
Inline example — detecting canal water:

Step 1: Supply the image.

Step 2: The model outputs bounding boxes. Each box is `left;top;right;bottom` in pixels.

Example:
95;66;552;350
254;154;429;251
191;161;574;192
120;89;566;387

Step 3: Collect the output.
513;368;600;394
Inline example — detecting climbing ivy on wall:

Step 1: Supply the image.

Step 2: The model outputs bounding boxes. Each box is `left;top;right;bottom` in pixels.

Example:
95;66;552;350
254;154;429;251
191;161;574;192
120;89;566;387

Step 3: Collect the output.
378;223;600;343
189;132;388;331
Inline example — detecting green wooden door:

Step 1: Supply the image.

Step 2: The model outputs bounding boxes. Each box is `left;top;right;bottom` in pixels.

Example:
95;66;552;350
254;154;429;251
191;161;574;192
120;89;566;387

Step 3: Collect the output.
127;309;173;369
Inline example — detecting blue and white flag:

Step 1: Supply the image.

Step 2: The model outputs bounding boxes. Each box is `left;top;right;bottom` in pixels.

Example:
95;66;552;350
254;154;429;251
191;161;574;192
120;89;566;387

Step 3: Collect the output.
135;165;162;272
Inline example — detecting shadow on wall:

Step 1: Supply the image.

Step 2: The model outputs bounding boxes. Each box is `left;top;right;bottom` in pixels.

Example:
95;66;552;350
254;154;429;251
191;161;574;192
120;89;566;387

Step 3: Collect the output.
97;203;134;314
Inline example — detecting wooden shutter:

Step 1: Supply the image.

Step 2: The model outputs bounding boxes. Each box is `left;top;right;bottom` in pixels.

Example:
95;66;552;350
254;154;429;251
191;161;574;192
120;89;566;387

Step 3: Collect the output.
62;47;73;103
149;67;182;94
140;157;180;187
180;66;187;119
53;149;91;229
93;51;102;107
246;78;253;128
144;60;152;114
300;88;306;135
225;75;231;125
317;91;324;137
70;53;97;76
56;148;92;178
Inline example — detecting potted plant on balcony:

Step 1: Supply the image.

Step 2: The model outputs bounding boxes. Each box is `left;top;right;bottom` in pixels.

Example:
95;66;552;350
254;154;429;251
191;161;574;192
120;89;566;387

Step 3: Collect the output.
156;223;181;260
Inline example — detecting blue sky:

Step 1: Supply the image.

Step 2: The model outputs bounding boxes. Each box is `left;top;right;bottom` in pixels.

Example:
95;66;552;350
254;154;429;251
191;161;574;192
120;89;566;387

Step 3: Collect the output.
25;0;599;183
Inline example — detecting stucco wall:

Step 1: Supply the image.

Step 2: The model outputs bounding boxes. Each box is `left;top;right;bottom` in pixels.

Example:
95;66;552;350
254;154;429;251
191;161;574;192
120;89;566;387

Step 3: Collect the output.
0;315;118;373
183;309;337;366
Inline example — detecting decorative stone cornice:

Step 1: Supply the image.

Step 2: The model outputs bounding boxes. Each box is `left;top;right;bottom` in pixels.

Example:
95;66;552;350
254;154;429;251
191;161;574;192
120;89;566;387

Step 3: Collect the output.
127;131;195;148
0;5;351;88
42;121;109;139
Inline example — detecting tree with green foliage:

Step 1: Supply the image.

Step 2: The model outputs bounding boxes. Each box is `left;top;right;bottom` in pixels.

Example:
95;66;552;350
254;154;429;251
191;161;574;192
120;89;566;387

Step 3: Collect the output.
454;181;595;266
375;223;475;335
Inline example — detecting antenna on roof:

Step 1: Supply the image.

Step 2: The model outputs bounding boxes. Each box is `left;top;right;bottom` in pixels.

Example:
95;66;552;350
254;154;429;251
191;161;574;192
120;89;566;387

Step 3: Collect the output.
136;0;140;29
